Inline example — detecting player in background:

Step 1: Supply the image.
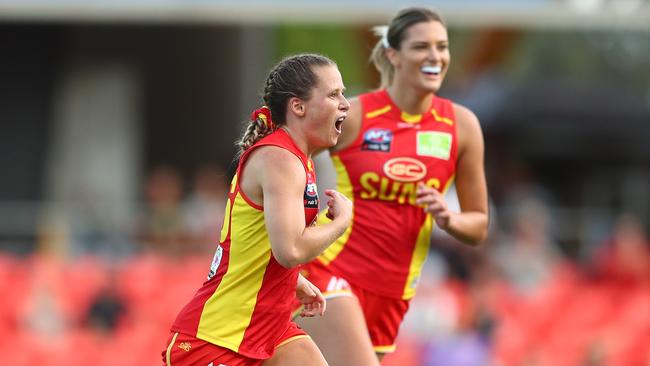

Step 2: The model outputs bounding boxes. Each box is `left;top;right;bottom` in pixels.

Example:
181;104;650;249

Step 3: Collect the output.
297;8;489;365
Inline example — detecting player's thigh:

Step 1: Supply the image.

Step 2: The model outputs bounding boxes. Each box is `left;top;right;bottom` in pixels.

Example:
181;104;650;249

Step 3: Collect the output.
262;337;327;366
297;295;379;366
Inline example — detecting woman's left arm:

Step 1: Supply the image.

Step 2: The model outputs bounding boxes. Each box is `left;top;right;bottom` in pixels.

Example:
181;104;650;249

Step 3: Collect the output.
416;103;488;245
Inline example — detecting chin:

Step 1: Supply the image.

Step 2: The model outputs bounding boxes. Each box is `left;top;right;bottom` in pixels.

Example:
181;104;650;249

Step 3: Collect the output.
419;83;440;94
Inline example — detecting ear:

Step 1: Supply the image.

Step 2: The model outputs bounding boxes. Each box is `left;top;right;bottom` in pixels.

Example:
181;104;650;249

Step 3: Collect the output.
288;97;305;117
385;47;400;68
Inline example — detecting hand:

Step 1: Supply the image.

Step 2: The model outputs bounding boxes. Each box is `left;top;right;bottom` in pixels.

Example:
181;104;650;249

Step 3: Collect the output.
324;189;352;224
415;182;452;229
296;274;326;317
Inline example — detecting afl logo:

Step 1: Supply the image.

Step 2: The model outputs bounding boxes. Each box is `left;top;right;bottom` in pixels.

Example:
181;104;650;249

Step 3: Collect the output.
365;129;392;143
304;182;319;209
362;129;393;152
383;157;427;182
305;183;317;197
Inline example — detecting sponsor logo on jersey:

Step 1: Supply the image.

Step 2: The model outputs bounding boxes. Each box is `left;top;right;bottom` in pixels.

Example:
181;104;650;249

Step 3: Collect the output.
178;342;192;352
207;244;223;280
362;129;393;152
326;276;351;292
383;157;427;182
397;122;421;129
416;131;452;159
304;182;319;208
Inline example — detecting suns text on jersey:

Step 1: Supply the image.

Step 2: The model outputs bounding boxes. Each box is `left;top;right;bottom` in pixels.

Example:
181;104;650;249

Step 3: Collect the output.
358;172;440;205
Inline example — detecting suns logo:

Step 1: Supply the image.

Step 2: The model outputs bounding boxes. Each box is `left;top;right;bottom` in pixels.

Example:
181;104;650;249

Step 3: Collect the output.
383;157;427;182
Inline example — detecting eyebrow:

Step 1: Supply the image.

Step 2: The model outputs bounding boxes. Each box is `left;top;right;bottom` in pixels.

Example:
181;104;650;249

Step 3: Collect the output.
410;39;448;45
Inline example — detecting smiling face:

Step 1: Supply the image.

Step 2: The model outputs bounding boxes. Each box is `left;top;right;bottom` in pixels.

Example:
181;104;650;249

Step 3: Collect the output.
302;64;350;149
388;20;450;93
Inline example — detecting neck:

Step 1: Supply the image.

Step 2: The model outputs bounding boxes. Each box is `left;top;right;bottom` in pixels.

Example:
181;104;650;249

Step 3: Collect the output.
281;125;312;157
386;81;434;115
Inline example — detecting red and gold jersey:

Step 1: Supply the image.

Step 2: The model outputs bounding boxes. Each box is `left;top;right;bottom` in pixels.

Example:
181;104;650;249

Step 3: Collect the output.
317;89;458;300
171;128;319;359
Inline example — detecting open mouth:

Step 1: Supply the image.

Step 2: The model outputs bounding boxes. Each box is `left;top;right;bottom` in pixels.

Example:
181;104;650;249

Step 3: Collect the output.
421;65;442;76
334;115;346;133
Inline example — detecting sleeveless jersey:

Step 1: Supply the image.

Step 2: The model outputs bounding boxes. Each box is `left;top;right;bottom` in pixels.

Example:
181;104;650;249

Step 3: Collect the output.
171;128;319;359
317;89;458;300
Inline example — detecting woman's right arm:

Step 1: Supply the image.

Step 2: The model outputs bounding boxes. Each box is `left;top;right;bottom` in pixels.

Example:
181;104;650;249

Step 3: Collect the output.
242;146;352;268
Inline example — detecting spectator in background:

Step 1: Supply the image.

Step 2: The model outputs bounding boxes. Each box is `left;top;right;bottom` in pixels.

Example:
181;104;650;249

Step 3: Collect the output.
591;212;650;286
83;267;126;334
181;164;228;254
490;192;562;296
136;165;185;255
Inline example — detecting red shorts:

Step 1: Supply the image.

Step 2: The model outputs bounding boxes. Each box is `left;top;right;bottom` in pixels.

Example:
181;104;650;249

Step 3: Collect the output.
162;322;308;366
300;261;410;353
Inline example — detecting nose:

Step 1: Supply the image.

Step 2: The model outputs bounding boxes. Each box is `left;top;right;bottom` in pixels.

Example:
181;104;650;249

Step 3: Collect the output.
340;95;350;112
428;46;440;62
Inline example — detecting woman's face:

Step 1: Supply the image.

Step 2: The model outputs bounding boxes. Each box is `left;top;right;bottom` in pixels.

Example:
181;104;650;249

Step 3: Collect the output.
389;20;450;93
302;64;350;149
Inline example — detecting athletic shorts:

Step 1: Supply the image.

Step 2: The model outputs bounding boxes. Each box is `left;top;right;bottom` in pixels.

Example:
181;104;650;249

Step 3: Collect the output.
299;261;410;353
162;322;308;366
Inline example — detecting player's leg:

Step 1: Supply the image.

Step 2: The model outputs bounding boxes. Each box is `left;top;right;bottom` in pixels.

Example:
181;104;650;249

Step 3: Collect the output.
263;336;328;366
297;295;380;366
363;291;410;363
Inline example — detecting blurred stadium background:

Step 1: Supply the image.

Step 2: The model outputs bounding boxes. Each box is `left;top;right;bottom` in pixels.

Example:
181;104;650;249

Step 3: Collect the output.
1;0;649;365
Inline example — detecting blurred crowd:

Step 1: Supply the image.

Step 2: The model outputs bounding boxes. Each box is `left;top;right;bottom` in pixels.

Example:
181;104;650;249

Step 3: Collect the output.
384;199;650;366
135;164;229;256
1;168;649;365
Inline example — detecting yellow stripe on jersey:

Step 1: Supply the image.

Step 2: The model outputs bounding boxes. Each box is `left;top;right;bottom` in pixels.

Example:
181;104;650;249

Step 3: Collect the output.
220;173;238;243
365;105;391;119
317;156;354;265
165;332;179;366
442;174;455;194
402;175;455;299
197;192;271;350
374;344;397;353
220;198;233;243
401;111;422;124
229;173;239;194
431;108;454;126
402;215;432;300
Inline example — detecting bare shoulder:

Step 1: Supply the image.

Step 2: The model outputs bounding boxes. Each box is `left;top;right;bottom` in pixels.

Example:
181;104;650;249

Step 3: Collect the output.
452;103;481;133
452;102;484;150
247;146;304;176
242;146;305;203
332;96;362;152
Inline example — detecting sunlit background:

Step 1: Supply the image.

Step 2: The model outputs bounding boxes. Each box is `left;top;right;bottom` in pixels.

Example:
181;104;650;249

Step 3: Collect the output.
1;0;649;365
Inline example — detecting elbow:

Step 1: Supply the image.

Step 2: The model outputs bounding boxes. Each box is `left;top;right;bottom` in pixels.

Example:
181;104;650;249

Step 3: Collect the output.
273;249;304;269
456;217;489;246
454;215;489;247
465;229;488;246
